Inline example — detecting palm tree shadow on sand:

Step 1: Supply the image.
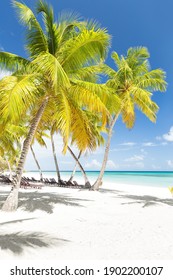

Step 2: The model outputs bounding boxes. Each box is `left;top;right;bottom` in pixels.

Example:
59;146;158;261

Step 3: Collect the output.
0;231;69;255
0;191;91;213
117;194;173;208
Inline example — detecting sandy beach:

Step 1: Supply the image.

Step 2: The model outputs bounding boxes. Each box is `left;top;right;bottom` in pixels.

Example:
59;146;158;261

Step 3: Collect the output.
0;182;173;260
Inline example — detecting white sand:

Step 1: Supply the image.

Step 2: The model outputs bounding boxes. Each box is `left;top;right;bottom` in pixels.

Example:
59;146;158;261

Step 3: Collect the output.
0;182;173;260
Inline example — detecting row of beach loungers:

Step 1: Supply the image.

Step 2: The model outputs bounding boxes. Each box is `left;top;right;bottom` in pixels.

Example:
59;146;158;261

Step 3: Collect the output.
0;174;81;189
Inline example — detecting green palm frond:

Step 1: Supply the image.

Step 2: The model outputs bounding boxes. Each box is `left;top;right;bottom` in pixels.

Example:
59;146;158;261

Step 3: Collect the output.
32;53;70;88
36;0;59;55
137;69;167;91
132;87;159;122
70;104;97;152
52;91;72;153
111;51;122;69
13;0;48;58
107;47;167;128
59;28;110;72
127;47;150;62
69;64;102;82
0;52;29;72
56;11;84;47
100;63;117;78
0;74;40;122
70;80;111;119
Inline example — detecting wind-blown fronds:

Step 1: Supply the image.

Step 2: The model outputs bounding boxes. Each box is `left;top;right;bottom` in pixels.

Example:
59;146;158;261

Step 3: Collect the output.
52;91;72;153
32;53;70;88
70;103;97;152
70;81;111;124
0;74;41;122
136;69;167;91
107;47;167;128
0;52;29;72
59;28;110;72
56;11;84;47
36;0;59;55
13;0;48;58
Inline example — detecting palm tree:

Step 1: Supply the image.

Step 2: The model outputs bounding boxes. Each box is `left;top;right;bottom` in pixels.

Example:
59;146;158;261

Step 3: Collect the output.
50;129;61;183
68;150;82;183
92;47;167;190
0;0;111;211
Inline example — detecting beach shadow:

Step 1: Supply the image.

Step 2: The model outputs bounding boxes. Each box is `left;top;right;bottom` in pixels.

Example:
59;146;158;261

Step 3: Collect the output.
99;188;124;194
0;218;36;226
0;191;90;214
0;231;69;255
118;194;173;208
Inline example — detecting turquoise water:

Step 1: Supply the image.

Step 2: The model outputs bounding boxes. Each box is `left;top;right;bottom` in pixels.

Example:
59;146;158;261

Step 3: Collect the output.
25;171;173;188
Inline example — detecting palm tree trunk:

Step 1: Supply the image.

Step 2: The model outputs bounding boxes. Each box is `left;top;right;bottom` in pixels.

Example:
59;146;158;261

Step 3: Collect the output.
67;146;91;187
50;133;61;183
68;151;82;182
6;159;12;181
2;98;48;212
91;113;120;191
30;145;43;182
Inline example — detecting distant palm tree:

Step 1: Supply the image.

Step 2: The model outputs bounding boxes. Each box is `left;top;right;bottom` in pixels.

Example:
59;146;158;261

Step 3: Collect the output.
0;0;111;211
92;47;167;190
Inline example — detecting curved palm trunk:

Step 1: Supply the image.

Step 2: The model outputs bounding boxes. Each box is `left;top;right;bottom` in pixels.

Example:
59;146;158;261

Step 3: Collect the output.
68;151;82;182
6;159;12;181
67;146;91;187
91;113;120;191
50;133;61;183
30;145;43;182
2;98;48;212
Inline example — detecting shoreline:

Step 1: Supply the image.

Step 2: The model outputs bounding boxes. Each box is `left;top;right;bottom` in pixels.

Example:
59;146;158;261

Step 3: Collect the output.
0;182;173;260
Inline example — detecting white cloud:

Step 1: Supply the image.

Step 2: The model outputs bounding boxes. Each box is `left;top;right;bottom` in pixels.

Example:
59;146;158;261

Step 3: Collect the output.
125;155;144;162
0;45;4;51
163;127;173;142
107;160;118;169
151;164;161;169
61;161;73;165
142;142;157;147
85;159;101;169
167;160;173;168
140;149;147;155
161;142;168;146
0;70;11;80
119;142;136;146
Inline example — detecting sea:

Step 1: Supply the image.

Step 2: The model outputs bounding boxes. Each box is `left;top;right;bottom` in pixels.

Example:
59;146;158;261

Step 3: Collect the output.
24;171;173;189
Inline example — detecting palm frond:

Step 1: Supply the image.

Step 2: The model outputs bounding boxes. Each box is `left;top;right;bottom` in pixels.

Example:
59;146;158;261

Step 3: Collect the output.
137;69;167;91
52;90;72;153
0;52;29;72
70;104;97;152
12;0;48;58
132;87;159;122
36;0;59;55
32;53;70;88
0;74;40;122
59;28;110;72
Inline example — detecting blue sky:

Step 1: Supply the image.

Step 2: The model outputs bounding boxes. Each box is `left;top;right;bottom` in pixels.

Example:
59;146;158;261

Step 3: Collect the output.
0;0;173;171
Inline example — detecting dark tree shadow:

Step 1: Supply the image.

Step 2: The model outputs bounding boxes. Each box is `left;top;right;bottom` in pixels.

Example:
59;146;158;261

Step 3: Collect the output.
117;194;173;208
0;231;69;255
0;218;36;226
0;191;91;213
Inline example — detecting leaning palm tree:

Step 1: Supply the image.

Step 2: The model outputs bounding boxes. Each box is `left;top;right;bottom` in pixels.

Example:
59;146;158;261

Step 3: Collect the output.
92;47;167;190
67;111;106;186
0;0;111;211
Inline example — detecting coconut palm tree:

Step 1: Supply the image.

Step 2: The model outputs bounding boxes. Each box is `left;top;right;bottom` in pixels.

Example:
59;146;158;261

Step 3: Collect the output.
92;47;167;190
67;111;107;186
0;0;112;211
